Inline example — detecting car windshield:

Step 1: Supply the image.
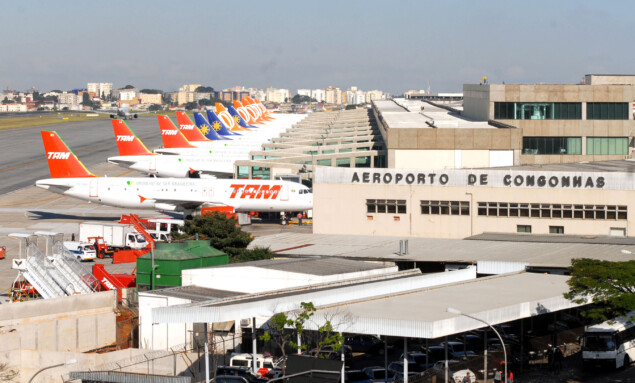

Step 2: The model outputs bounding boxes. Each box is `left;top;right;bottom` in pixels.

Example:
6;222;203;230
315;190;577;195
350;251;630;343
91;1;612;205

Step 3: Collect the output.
232;360;249;367
583;333;616;351
135;233;146;243
263;362;274;369
83;245;94;250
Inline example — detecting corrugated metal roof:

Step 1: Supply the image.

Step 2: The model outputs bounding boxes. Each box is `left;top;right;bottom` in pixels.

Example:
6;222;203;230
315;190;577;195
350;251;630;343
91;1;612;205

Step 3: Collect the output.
302;272;580;339
249;233;635;268
69;371;192;383
142;285;242;302
468;232;635;245
208;257;391;276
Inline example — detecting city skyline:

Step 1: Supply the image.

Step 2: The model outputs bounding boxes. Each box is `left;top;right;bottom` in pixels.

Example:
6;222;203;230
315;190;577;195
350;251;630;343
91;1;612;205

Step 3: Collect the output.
2;1;634;94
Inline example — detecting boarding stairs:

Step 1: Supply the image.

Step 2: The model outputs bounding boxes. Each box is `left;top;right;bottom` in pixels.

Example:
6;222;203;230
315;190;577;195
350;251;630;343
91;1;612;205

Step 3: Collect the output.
11;233;99;300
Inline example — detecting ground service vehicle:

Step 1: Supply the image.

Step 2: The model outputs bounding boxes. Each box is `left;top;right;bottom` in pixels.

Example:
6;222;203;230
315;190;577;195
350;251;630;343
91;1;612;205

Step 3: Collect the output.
62;241;97;261
228;353;275;377
79;222;146;251
582;310;635;369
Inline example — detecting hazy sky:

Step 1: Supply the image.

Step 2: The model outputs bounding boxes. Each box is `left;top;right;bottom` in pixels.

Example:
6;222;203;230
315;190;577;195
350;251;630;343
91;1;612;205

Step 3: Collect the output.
1;1;634;94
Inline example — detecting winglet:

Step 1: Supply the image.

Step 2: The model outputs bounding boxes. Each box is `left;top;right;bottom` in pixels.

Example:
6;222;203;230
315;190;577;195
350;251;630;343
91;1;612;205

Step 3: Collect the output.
175;111;211;142
157;115;196;148
41;131;96;178
111;119;154;156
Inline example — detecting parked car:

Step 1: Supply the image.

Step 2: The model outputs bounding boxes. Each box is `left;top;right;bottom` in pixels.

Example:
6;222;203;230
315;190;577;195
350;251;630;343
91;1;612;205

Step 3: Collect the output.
306;345;353;364
361;366;395;383
438;341;477;358
346;369;372;383
345;334;386;355
388;361;425;374
400;352;435;369
63;241;97;261
431;361;477;383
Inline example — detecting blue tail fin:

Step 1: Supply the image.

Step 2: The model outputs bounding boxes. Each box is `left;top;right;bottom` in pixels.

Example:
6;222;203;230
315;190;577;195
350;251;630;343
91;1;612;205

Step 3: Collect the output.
206;110;241;136
228;106;258;129
193;113;227;141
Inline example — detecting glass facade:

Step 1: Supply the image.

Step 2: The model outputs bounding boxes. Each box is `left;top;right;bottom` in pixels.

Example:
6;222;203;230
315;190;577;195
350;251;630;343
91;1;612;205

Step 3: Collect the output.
522;137;582;154
495;102;581;120
586;103;629;120
587;137;629;155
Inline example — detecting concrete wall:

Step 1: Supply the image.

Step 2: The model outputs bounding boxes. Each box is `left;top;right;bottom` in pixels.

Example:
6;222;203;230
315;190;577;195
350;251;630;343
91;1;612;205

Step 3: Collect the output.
463;84;491;121
4;347;200;383
393;149;514;169
0;291;116;354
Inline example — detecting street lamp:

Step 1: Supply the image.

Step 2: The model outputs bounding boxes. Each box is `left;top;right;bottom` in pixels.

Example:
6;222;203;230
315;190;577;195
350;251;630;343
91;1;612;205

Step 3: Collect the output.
446;307;506;383
29;359;77;383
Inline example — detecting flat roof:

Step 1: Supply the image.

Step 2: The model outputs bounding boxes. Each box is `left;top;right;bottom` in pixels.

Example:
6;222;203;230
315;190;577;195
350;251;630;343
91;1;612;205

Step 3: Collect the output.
250;233;635;268
142;285;242;302
375;99;492;130
304;272;577;338
152;269;581;339
200;257;392;276
482;159;635;173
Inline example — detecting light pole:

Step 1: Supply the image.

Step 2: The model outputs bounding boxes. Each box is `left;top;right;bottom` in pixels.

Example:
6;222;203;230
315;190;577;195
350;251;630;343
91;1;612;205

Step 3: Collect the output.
29;359;77;383
446;307;506;383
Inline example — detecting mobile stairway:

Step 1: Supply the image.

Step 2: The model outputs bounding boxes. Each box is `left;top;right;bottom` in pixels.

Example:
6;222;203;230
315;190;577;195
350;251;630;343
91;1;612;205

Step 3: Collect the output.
10;232;99;301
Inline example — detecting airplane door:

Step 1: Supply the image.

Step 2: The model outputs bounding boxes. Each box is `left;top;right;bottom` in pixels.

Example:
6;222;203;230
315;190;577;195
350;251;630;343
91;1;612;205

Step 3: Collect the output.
280;185;289;201
89;180;98;198
149;156;156;172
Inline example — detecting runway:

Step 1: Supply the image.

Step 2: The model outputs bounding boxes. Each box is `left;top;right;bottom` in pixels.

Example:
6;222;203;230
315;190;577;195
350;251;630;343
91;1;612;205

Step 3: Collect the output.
0;116;164;195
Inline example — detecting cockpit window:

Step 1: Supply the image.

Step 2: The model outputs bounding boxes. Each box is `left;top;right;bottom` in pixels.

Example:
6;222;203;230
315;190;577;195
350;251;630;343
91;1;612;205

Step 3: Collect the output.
299;189;312;195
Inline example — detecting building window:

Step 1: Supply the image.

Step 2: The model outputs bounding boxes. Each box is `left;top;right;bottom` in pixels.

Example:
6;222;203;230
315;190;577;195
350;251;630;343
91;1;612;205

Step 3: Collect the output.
367;199;406;214
477;202;627;220
421;201;470;215
586;137;629;155
549;226;564;234
517;225;532;233
494;102;581;120
586;102;629;120
522;137;582;155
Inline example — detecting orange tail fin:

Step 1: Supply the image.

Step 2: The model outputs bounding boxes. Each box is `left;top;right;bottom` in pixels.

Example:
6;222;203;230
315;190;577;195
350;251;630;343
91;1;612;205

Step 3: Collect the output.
157;115;196;148
111;119;154;156
175;112;210;142
41;131;96;178
216;103;249;131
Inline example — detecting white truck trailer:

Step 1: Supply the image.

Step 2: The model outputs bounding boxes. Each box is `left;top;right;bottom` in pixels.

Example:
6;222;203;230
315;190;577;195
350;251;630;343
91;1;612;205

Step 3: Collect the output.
79;222;147;250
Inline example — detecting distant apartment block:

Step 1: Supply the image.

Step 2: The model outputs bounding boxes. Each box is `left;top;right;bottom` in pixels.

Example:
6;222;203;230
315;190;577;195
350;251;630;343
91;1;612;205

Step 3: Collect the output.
0;104;27;112
365;90;385;103
58;92;79;105
311;89;325;102
87;82;113;98
139;93;162;105
180;84;202;93
265;87;290;103
325;86;343;104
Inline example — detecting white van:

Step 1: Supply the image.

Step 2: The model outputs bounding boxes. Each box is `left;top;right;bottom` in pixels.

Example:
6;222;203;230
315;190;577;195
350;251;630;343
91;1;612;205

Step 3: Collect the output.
229;353;275;375
63;241;97;261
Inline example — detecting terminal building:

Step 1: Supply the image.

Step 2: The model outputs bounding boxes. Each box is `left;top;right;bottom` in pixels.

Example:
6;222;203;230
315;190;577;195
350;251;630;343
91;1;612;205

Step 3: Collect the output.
313;162;634;238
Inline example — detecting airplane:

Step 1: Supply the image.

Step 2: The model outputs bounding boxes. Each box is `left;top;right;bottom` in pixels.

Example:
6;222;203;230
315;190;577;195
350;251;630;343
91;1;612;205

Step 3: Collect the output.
107;119;234;178
93;106;149;120
36;131;313;216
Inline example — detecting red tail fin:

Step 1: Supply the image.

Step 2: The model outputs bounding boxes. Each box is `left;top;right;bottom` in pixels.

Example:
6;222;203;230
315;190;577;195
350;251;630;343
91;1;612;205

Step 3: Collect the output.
175;111;210;142
41;131;96;178
157;115;196;148
111;119;154;156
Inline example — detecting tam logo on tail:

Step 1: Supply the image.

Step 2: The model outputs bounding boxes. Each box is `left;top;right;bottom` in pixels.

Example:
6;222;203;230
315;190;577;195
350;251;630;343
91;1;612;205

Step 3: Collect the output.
161;130;178;136
180;124;196;130
47;152;71;160
116;135;135;142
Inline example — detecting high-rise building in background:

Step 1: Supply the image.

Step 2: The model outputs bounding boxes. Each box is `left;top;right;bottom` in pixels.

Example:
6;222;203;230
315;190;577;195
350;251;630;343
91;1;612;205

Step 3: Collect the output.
87;82;113;99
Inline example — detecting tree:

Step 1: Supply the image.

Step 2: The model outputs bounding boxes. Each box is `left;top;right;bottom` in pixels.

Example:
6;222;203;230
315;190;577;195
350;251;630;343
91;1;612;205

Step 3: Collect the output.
50;89;62;93
345;104;357;110
124;84;135;89
178;211;274;262
140;89;163;94
81;93;93;107
292;95;315;104
184;101;199;110
195;86;215;93
260;302;315;362
564;258;635;322
148;104;162;112
198;98;213;106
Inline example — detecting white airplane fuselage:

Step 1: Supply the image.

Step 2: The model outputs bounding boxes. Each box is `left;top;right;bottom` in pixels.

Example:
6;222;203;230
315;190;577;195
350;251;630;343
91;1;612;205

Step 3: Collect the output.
108;154;235;178
35;177;312;213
